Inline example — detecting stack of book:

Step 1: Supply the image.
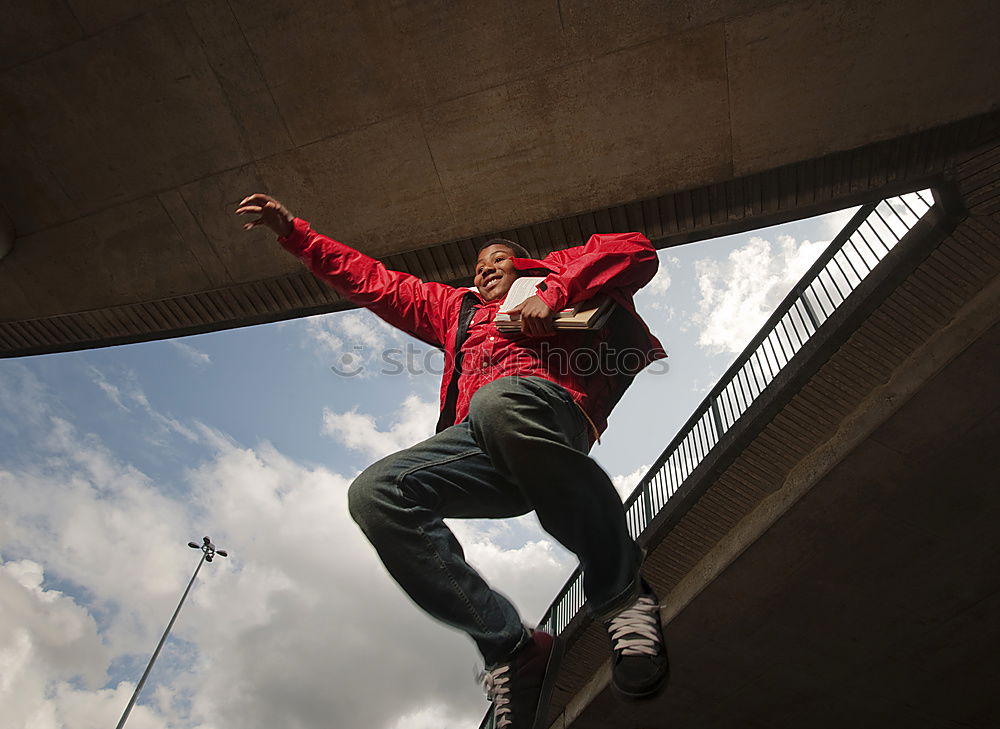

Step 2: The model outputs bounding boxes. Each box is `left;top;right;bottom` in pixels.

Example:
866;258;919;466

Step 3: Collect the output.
494;277;615;332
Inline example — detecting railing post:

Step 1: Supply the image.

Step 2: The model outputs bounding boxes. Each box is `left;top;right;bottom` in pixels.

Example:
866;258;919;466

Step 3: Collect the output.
710;397;724;442
799;289;822;332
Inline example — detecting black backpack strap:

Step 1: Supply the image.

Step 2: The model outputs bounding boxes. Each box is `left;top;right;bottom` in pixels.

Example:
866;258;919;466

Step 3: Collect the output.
435;292;479;432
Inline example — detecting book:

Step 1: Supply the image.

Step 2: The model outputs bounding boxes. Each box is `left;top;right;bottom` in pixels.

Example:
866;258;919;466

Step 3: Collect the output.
495;278;576;320
494;277;616;332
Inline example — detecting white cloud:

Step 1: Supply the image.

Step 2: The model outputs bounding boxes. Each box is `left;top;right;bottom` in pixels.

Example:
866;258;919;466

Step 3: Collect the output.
322;394;437;459
821;205;862;239
170;340;212;367
1;366;584;729
638;254;674;321
0;401;491;729
647;301;675;317
0;416;195;660
450;519;576;626
177;437;484;729
0;556;185;729
303;311;399;357
0;367;49;434
388;703;480;729
692;234;826;355
88;367;198;443
89;366;130;411
645;261;673;297
173;427;578;729
51;682;178;729
302;314;345;356
303;311;434;381
334;310;396;351
611;463;650;500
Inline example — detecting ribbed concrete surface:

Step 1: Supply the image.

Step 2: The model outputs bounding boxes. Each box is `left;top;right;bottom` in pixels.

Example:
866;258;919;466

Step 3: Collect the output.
2;115;997;356
541;142;1000;726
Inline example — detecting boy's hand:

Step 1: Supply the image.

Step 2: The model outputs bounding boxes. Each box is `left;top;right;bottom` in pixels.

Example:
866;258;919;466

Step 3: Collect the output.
508;295;555;337
236;193;295;237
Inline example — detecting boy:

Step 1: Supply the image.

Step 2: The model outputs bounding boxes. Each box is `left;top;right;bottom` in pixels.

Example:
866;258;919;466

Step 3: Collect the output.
237;193;669;728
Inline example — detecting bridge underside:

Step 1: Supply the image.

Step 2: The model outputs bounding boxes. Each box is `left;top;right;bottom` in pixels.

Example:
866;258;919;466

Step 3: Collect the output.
1;0;998;356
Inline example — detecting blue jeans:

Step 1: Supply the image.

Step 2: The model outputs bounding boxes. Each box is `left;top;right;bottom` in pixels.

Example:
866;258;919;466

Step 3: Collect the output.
347;376;642;666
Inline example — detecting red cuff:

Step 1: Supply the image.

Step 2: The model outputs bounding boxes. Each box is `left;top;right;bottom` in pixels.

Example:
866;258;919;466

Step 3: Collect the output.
535;278;566;312
277;217;311;254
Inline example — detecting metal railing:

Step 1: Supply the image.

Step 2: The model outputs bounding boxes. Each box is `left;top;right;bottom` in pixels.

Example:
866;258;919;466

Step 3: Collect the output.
479;189;934;728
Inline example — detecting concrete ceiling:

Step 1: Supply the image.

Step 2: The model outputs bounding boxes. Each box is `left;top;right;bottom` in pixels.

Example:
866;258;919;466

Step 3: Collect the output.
1;0;998;355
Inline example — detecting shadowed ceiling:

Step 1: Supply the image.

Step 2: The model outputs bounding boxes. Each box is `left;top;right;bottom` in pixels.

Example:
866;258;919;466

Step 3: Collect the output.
1;0;997;355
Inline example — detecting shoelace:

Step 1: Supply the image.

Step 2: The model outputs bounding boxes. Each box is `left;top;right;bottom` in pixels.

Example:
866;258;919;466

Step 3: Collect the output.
480;664;513;728
607;595;662;656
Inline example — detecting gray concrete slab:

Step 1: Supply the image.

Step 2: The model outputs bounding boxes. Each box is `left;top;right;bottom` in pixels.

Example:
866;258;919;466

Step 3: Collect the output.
66;0;173;36
4;194;218;317
0;5;249;231
184;0;297;161
0;0;82;70
176;164;301;285
727;0;1000;175
0;262;32;317
422;24;732;235
157;188;235;289
236;0;428;146
0;107;81;234
255;114;457;257
387;0;573;108
0;216;98;317
2;0;998;353
556;0;786;57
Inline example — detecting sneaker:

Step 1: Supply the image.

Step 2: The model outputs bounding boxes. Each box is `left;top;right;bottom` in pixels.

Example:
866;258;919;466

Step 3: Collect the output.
605;585;669;700
481;630;563;729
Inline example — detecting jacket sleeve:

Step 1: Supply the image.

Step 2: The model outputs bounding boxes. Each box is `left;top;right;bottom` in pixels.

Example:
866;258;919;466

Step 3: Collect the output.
278;218;454;348
532;232;659;312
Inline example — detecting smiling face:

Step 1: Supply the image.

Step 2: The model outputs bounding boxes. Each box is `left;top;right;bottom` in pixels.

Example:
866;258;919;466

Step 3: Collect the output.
474;243;519;301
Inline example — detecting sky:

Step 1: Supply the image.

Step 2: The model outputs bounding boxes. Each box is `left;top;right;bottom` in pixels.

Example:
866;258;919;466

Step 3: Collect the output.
0;206;859;729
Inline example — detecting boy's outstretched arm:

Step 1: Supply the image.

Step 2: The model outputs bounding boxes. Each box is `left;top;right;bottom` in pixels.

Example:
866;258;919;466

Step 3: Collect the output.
236;193;454;348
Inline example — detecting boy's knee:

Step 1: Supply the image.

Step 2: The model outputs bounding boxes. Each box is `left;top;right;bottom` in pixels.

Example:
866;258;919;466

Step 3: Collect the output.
347;467;388;530
346;474;368;527
347;456;417;539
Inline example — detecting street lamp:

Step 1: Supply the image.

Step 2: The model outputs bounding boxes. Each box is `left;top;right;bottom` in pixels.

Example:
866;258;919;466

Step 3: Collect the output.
115;536;228;729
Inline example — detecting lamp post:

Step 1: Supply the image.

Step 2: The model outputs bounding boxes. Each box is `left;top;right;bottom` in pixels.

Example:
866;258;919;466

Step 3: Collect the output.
115;536;227;729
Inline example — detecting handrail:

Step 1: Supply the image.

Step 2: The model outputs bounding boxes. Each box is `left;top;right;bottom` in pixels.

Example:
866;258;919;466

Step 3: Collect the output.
479;189;934;728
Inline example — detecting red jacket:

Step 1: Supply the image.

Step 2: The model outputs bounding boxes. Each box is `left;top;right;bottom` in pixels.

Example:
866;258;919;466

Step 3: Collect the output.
279;219;666;438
